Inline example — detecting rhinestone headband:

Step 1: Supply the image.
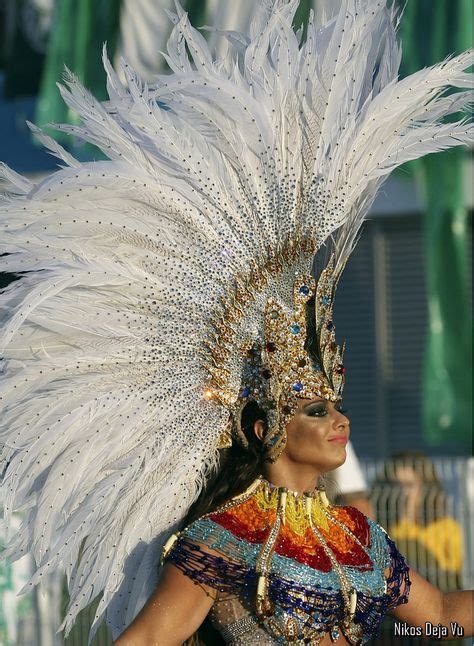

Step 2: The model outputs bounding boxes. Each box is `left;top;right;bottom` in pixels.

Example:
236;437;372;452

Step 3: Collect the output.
214;257;345;460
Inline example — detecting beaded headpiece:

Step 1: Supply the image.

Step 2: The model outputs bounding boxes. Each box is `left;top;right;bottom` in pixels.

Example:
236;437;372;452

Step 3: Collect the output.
214;260;345;460
0;0;471;640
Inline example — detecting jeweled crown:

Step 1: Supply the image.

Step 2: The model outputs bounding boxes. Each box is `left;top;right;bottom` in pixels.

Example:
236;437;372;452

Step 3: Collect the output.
215;257;345;457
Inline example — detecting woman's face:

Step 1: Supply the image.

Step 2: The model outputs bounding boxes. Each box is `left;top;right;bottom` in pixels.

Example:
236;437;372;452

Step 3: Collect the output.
281;396;350;473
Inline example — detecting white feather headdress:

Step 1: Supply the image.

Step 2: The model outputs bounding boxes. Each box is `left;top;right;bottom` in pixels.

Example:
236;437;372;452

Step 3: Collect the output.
0;0;472;639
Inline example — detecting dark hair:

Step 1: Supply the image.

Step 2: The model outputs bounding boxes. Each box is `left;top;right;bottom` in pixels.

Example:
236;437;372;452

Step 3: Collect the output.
183;297;319;644
182;401;268;646
184;400;268;526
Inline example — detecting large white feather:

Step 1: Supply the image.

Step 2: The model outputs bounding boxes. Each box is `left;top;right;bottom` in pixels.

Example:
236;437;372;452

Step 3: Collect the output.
0;0;472;640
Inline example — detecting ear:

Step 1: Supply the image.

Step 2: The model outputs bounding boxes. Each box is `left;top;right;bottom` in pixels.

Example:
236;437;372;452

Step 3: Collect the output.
253;419;266;442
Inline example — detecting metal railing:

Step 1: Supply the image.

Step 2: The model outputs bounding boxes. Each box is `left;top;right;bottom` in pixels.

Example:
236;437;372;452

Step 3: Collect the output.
361;456;473;592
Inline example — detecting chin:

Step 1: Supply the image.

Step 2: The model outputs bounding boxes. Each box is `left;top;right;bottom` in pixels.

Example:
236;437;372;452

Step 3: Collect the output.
323;447;347;471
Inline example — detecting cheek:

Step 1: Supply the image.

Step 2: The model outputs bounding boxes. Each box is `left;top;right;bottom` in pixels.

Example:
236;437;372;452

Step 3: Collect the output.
283;414;346;470
285;415;328;455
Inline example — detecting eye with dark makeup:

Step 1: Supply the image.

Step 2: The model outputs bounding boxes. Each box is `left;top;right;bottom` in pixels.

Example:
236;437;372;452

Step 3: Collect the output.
305;401;348;417
305;403;328;417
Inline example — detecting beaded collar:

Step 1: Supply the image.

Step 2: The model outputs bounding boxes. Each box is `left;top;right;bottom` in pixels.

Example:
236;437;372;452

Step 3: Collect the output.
164;478;411;643
206;478;370;631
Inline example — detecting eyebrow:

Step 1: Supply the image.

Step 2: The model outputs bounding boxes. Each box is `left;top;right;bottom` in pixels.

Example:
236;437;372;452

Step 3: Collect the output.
302;399;325;408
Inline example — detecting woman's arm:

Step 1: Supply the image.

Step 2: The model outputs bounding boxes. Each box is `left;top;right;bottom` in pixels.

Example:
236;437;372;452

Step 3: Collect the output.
113;562;215;646
391;568;473;640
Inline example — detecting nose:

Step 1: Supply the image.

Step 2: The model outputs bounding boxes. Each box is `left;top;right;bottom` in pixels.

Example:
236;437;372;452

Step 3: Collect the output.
333;408;350;432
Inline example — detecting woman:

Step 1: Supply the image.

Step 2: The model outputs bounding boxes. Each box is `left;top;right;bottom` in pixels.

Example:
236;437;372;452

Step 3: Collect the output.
0;1;472;644
114;358;473;643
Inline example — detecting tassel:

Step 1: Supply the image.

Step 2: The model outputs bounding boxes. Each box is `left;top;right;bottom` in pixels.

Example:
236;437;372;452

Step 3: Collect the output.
319;489;329;507
160;532;179;565
256;574;274;617
348;587;357;620
278;488;288;525
305;494;313;526
257;574;267;598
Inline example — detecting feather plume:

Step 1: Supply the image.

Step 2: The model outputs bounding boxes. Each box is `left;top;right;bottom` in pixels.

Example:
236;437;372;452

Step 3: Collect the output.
0;0;472;641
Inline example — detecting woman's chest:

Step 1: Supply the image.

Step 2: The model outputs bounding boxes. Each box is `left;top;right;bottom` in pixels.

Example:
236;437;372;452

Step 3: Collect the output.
210;592;359;645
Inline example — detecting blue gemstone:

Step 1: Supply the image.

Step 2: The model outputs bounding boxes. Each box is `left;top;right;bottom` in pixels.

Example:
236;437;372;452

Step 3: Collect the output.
241;388;250;398
322;295;330;305
290;324;301;334
292;381;303;392
299;285;310;295
313;363;322;372
327;320;334;331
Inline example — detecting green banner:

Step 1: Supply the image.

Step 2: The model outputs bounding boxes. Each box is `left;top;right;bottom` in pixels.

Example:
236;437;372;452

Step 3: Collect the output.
184;0;208;26
2;0;48;99
399;0;472;449
36;0;121;141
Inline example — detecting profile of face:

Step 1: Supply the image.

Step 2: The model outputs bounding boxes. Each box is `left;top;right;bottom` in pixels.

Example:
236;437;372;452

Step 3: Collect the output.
255;397;350;475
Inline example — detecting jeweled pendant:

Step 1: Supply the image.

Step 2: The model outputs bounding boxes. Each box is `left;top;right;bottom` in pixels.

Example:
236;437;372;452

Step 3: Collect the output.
330;625;340;642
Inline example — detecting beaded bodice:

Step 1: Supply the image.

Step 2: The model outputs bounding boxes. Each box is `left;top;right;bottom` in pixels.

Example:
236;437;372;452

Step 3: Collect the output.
166;478;410;644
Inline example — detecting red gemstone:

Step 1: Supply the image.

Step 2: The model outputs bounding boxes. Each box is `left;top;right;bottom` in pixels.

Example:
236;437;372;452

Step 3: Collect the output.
265;342;277;352
337;364;345;375
262;369;272;379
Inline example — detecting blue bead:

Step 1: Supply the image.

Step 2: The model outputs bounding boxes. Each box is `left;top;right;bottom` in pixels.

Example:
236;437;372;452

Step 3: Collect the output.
322;295;330;305
290;324;300;334
292;381;303;392
299;285;310;295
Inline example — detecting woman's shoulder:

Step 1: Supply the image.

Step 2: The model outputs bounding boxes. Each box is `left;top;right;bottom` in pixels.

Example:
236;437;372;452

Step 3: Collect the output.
163;481;263;565
329;503;381;539
162;507;253;598
332;503;403;564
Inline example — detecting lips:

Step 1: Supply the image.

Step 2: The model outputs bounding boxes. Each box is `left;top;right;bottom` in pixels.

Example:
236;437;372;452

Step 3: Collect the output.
328;436;348;444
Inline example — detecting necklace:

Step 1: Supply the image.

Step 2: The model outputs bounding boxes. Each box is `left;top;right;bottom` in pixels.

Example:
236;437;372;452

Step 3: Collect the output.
250;478;359;639
164;475;409;645
163;477;371;643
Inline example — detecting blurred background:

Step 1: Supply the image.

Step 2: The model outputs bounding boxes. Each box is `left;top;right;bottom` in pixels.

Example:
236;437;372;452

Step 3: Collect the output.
0;0;472;645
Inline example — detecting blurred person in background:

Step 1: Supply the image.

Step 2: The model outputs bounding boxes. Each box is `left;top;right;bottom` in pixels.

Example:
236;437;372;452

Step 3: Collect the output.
370;453;465;646
372;452;463;592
